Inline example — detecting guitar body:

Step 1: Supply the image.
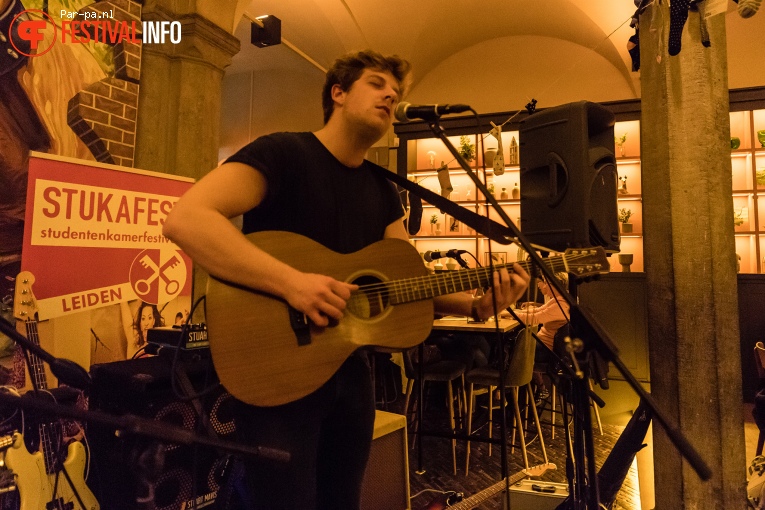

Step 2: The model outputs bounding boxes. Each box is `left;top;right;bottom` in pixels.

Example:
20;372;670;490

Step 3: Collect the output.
207;231;609;408
5;432;99;510
206;231;433;407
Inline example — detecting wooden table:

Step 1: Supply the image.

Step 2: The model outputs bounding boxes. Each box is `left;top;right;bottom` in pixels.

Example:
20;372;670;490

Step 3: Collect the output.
432;316;519;333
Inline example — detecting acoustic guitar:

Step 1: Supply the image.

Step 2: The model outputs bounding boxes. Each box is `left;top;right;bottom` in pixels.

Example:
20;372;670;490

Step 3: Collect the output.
421;462;556;509
206;231;609;407
9;271;99;510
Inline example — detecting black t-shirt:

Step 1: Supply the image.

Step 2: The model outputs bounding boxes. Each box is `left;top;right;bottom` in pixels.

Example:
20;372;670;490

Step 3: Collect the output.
226;132;403;254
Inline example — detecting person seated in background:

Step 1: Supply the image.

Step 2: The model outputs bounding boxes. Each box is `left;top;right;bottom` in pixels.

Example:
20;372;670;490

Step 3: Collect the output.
519;272;570;403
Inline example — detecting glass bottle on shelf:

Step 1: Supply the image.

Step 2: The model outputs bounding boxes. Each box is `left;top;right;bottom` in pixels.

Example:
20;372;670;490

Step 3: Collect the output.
511;183;520;199
500;187;508;200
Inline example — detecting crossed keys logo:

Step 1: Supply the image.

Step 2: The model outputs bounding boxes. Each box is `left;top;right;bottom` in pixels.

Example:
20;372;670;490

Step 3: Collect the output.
129;249;187;304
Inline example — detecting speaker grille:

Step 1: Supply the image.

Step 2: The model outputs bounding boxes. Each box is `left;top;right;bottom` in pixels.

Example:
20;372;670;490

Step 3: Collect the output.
89;356;234;509
361;411;410;510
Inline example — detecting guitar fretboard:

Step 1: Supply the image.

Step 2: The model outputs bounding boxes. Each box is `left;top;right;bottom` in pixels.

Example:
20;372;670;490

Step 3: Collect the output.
25;319;60;475
353;255;574;307
25;320;48;392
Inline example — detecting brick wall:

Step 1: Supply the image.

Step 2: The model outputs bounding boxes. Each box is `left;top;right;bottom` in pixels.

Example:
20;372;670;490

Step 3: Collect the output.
67;0;142;167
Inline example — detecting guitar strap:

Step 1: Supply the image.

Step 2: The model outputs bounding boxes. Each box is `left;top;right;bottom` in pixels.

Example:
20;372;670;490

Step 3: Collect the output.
369;164;515;245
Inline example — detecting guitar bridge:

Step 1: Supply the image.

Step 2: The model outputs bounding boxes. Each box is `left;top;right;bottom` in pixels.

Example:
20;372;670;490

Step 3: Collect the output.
288;307;312;346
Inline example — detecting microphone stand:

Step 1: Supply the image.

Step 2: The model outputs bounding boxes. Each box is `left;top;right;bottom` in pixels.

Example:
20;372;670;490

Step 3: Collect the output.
423;116;711;509
453;253;471;269
0;389;289;462
0;316;289;463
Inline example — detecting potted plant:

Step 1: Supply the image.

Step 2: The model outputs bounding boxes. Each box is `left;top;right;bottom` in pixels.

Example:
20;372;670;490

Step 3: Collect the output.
487;183;495;198
459;135;475;162
757;168;765;187
615;133;627;157
430;214;441;235
618;208;633;233
734;209;744;227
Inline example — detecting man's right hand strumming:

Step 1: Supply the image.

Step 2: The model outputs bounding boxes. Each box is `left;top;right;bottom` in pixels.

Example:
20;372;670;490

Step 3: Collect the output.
282;272;358;327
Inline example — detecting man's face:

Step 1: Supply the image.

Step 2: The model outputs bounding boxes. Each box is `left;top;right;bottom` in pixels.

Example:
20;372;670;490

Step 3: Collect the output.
334;69;401;138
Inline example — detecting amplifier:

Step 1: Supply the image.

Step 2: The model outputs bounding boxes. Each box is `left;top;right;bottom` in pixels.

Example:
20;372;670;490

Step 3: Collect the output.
147;323;208;351
361;411;410;510
508;479;568;510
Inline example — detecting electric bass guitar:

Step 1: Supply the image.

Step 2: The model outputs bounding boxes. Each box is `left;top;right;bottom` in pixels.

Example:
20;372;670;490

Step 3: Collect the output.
9;271;99;510
206;231;609;407
421;462;556;509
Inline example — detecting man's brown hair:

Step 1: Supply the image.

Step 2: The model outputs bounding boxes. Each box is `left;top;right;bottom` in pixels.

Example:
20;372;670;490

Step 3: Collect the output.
321;50;411;124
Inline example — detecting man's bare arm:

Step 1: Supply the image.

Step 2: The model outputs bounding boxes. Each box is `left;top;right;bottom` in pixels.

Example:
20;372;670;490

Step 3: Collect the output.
163;163;356;327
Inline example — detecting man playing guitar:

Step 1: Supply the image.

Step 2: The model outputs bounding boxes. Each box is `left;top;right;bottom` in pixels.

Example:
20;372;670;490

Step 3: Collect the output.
163;50;529;509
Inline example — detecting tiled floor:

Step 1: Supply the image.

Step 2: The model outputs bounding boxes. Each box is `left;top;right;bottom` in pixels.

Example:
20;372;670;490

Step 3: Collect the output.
381;382;759;510
380;384;642;510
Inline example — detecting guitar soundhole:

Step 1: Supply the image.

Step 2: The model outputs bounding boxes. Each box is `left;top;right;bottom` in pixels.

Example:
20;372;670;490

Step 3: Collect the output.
347;275;389;319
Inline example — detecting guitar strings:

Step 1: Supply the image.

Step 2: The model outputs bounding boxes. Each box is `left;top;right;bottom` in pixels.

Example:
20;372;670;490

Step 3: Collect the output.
347;252;599;303
349;256;585;299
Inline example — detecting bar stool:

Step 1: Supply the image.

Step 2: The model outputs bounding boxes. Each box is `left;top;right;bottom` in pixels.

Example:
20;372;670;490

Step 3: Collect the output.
402;346;466;475
464;327;549;475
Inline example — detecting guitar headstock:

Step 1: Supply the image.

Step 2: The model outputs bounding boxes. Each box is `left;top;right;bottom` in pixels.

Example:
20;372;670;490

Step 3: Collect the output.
13;271;38;321
522;462;556;478
562;247;610;278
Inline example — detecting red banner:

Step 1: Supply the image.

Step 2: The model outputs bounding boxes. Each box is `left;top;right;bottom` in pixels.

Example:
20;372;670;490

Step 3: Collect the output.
22;153;194;320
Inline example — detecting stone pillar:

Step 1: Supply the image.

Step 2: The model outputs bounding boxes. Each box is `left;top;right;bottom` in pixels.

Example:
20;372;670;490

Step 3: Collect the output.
134;1;240;179
640;3;746;508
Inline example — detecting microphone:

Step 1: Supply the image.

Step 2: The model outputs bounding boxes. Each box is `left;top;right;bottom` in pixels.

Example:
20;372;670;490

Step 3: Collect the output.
424;249;468;262
394;102;471;122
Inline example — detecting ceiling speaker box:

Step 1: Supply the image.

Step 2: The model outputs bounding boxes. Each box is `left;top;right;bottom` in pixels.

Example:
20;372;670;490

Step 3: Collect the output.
251;15;281;47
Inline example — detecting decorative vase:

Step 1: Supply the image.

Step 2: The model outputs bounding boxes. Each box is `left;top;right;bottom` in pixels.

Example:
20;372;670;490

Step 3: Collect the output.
484;148;497;167
621;222;633;234
446;262;458;271
511;183;520;199
435;224;442;236
731;137;741;150
618;253;633;272
500;187;508;200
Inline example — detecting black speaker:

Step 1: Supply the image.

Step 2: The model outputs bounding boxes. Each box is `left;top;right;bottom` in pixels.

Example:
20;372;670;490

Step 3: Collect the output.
89;356;237;510
519;101;620;253
250;15;281;48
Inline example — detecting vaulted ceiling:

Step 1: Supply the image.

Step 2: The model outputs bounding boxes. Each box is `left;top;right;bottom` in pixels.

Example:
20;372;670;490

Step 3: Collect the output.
218;0;765;148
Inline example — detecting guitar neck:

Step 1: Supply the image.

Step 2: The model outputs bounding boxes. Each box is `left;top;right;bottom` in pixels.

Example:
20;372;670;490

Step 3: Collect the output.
387;256;567;306
24;320;60;474
24;320;49;392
